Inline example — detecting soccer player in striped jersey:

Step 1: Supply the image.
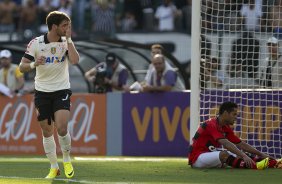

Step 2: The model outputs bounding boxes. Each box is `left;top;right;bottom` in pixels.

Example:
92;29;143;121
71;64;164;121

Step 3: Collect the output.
19;11;79;179
188;101;280;169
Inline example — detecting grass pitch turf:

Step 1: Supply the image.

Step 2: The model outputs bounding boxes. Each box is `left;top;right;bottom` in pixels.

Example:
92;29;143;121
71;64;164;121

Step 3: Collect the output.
0;157;281;184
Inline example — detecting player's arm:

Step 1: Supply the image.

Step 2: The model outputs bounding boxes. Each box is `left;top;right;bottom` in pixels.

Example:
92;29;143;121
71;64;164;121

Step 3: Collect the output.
66;24;80;65
19;38;45;73
218;139;248;158
236;141;269;159
19;56;45;73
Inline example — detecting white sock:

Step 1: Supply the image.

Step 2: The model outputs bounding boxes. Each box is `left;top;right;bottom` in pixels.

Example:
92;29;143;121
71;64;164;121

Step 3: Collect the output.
43;135;59;169
58;132;71;162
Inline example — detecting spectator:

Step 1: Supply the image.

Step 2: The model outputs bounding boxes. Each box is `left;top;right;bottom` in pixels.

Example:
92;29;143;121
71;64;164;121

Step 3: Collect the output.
19;0;39;37
140;0;154;31
119;11;137;32
182;0;192;33
85;53;129;93
58;0;73;17
72;0;88;32
91;0;116;39
38;0;57;33
124;0;143;30
142;54;185;92
144;44;165;84
240;0;262;32
143;44;182;87
202;56;224;90
0;0;18;33
201;35;211;58
38;0;60;9
270;0;282;38
201;0;224;31
230;32;260;78
223;0;243;32
0;49;24;95
260;37;282;88
155;0;180;31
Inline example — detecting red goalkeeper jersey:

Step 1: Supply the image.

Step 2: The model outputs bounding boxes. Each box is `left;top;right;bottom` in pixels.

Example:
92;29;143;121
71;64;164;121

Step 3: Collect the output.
188;117;241;165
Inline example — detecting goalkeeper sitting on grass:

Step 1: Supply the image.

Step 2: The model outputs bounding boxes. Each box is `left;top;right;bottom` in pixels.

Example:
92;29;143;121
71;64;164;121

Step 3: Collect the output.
188;101;281;169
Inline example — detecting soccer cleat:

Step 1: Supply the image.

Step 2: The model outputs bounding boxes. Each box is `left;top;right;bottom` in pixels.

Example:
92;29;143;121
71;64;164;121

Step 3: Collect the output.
63;162;74;178
274;159;282;168
256;157;269;170
45;168;60;179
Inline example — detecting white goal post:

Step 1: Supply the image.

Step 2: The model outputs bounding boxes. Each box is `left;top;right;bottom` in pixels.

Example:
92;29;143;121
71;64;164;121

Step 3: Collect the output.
190;0;282;158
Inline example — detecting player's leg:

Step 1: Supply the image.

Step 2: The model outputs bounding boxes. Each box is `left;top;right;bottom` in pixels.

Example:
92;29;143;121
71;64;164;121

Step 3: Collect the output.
53;89;74;178
221;150;253;169
55;109;71;162
35;91;60;178
192;151;223;168
222;151;268;169
39;120;60;178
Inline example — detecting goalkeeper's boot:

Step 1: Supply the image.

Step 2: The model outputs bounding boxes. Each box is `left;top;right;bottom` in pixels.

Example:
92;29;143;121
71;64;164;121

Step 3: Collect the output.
274;158;282;168
63;162;74;178
256;157;269;170
45;168;60;179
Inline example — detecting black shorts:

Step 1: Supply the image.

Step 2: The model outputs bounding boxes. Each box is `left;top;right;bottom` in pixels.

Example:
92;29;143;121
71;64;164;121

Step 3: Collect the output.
34;89;72;123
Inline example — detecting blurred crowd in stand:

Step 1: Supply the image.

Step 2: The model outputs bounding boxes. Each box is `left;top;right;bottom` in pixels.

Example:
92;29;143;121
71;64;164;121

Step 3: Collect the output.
199;0;282;90
201;0;281;36
2;0;282;94
0;0;192;40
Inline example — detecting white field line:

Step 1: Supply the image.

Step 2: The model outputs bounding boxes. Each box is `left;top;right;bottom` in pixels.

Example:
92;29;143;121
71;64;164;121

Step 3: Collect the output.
74;157;187;162
0;157;46;162
0;176;95;184
0;157;187;162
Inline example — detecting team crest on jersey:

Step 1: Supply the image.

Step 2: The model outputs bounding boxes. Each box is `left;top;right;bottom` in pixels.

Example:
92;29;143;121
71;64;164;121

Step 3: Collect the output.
51;47;56;54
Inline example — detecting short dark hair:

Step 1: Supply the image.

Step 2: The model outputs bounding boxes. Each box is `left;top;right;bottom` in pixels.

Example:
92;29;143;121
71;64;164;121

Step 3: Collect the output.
46;11;70;31
151;44;164;52
218;101;238;115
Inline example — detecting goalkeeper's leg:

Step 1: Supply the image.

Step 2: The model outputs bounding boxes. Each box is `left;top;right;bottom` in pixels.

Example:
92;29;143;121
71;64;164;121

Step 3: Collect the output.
246;153;281;168
221;151;269;169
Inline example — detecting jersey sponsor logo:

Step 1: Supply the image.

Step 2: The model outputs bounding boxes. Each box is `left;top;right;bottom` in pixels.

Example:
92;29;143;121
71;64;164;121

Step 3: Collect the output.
206;141;216;152
51;47;56;54
45;56;65;63
208;145;216;152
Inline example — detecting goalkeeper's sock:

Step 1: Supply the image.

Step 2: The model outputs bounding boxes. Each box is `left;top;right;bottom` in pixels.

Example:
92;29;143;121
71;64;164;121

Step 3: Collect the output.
268;158;278;168
43;135;59;169
58;132;71;162
225;155;256;169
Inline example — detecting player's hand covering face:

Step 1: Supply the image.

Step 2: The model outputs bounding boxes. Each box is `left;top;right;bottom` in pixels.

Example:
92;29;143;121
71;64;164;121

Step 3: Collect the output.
56;20;71;37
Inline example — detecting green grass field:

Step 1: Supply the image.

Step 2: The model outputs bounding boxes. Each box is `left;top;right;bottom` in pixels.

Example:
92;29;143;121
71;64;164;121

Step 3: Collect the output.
0;156;281;184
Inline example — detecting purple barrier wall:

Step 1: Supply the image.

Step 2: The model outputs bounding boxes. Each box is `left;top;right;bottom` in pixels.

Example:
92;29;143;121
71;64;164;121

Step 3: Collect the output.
122;92;190;157
122;91;282;158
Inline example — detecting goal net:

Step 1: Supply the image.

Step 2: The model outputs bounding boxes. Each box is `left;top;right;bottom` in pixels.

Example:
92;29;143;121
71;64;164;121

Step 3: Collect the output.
190;0;282;158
